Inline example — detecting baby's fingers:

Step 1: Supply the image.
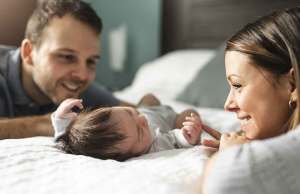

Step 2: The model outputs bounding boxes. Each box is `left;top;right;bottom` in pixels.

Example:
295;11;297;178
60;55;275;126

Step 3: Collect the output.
56;98;83;118
63;99;83;110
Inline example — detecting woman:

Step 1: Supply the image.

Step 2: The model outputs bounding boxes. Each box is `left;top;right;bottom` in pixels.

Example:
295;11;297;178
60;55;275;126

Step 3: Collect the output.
201;7;300;194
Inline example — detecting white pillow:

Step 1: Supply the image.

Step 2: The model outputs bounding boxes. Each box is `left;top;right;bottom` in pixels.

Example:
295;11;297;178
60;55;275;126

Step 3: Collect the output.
115;49;215;103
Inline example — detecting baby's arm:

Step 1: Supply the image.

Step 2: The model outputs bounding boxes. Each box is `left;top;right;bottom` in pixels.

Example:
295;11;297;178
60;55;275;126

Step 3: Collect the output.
51;98;83;141
181;113;202;145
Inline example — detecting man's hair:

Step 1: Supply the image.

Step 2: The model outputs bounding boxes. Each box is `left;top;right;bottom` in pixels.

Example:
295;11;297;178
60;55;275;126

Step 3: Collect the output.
57;107;133;161
25;0;102;46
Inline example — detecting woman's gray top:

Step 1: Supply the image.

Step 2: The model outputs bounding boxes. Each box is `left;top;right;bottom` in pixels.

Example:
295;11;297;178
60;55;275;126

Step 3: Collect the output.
203;126;300;194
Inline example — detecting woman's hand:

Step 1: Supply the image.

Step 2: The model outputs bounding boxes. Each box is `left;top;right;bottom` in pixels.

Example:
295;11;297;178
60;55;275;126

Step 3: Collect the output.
219;131;250;150
201;125;250;150
201;124;222;149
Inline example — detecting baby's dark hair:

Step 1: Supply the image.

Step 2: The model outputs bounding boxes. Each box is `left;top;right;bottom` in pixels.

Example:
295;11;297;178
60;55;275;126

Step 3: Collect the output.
56;107;132;161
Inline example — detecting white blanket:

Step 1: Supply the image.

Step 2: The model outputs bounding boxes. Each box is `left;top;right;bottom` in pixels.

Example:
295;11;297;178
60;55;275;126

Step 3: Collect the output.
0;137;216;194
0;101;238;194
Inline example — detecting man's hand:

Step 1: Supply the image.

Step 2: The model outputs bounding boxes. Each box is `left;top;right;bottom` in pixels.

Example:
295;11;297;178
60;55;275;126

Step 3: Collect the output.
181;113;202;145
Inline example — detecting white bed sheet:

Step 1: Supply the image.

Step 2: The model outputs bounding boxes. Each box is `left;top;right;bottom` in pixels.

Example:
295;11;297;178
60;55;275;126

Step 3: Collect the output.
1;137;213;194
0;101;238;194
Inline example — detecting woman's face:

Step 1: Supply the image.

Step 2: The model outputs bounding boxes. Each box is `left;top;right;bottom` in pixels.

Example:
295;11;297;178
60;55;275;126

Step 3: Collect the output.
224;51;292;140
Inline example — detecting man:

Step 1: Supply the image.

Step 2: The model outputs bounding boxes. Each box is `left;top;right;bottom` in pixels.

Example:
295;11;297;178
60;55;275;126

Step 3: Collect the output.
0;0;131;139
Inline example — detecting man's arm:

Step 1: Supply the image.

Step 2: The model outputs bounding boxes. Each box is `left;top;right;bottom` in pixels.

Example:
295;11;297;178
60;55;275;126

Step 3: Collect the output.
0;114;53;139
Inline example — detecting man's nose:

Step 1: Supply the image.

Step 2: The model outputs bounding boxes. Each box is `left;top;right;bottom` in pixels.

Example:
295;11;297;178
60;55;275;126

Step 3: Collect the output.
71;63;89;81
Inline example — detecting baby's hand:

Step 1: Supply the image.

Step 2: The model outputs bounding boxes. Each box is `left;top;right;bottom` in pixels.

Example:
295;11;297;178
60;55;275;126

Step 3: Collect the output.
181;113;202;145
219;131;250;151
55;98;83;120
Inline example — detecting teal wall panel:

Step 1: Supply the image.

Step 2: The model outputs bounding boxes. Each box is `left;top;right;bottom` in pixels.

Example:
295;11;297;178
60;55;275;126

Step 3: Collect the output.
86;0;161;90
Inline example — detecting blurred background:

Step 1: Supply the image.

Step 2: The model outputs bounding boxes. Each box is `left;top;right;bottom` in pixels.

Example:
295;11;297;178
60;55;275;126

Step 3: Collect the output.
0;0;298;91
0;0;161;91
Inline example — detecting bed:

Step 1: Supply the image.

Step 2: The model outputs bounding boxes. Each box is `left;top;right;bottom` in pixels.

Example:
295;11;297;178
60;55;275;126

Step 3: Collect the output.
0;49;240;194
1;1;298;194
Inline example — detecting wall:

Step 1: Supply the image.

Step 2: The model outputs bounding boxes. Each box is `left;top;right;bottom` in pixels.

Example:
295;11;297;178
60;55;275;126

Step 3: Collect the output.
0;0;36;46
86;0;161;90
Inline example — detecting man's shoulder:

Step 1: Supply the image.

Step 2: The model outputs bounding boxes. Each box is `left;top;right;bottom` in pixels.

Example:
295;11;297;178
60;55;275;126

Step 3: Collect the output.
0;45;17;60
80;82;120;107
82;82;107;96
0;45;16;52
0;45;17;74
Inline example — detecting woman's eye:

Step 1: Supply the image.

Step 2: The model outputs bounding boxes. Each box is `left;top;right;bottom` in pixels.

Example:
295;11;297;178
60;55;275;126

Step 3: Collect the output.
232;83;242;89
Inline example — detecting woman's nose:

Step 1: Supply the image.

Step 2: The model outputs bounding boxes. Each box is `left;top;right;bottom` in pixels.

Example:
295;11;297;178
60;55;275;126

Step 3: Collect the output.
224;91;238;112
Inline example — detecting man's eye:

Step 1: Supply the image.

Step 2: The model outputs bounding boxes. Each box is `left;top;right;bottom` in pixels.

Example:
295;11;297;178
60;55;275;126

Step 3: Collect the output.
57;54;76;62
87;60;97;69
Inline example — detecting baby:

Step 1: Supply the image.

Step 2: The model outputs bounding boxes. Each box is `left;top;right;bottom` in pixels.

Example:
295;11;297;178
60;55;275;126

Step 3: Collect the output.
51;95;202;161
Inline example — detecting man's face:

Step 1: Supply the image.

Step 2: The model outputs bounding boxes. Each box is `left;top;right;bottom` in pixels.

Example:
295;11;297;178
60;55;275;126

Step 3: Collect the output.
29;14;100;105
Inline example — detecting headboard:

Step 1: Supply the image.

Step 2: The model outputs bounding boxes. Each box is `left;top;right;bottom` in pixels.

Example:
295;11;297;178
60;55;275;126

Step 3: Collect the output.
161;0;299;54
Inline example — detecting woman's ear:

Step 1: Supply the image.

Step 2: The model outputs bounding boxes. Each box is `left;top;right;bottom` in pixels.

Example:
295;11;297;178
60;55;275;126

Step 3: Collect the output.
20;39;34;66
287;68;296;93
287;68;297;108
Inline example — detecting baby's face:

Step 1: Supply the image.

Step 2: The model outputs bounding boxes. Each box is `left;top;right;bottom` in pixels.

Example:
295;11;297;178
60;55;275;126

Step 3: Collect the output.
110;107;152;156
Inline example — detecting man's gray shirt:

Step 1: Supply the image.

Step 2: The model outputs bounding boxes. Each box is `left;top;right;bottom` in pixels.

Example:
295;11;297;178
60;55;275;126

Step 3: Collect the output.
0;45;119;117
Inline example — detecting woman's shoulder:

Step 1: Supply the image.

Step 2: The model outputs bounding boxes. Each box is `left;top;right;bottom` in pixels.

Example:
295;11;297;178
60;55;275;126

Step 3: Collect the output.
204;129;300;194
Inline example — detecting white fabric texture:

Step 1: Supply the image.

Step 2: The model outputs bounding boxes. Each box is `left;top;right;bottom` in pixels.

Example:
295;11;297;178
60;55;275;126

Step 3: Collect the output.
115;49;215;103
51;112;73;141
139;105;192;152
0;137;214;194
203;127;300;194
149;128;192;153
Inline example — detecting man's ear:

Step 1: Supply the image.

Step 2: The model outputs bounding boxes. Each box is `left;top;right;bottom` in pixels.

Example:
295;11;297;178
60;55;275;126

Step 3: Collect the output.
21;39;34;66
